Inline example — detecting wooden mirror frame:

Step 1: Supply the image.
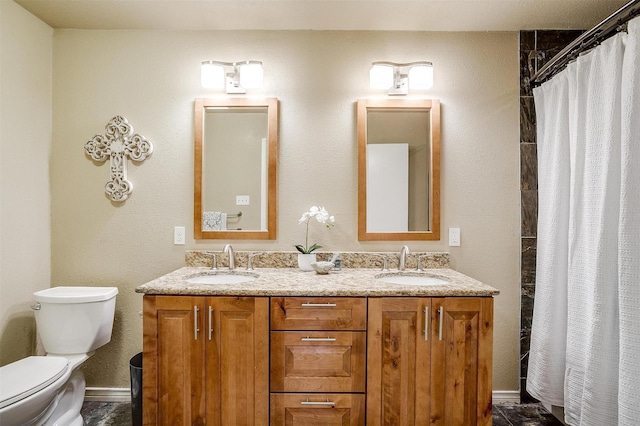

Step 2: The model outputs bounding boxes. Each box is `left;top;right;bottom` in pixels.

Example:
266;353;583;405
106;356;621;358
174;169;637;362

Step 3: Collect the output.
194;97;278;240
357;98;441;241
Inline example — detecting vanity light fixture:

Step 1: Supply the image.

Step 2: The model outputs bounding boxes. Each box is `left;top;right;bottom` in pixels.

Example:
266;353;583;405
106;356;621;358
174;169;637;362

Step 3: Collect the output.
201;60;264;93
370;61;433;95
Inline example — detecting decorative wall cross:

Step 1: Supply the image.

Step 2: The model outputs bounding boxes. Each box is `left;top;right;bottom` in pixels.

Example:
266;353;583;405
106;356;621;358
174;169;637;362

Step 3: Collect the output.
84;116;153;202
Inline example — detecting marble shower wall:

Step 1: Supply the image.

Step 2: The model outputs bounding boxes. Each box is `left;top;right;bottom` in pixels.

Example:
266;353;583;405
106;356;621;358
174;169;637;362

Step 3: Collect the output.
519;29;583;401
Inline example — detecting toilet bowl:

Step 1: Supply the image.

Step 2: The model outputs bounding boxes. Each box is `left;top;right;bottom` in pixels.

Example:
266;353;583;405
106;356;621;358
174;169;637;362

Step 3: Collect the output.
0;286;118;426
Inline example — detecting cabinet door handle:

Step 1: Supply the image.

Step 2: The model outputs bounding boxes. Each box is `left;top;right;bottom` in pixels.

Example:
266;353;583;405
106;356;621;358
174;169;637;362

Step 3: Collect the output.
438;306;444;341
301;303;337;307
423;307;429;341
208;306;213;341
300;398;336;406
194;306;199;340
301;337;336;342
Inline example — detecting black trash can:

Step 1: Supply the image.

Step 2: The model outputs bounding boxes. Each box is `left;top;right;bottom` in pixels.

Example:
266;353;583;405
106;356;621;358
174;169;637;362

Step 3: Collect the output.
129;352;143;426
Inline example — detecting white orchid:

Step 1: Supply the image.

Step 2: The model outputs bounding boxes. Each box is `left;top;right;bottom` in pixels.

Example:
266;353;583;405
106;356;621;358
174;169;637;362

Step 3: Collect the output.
295;206;335;254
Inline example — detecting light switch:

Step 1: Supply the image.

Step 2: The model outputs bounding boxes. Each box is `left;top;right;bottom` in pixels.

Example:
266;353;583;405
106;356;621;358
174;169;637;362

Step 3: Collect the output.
236;195;250;205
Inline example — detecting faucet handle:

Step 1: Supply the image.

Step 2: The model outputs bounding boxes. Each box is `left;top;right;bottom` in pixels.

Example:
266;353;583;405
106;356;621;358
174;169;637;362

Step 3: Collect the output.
205;251;218;270
375;254;389;272
246;252;264;270
416;254;428;272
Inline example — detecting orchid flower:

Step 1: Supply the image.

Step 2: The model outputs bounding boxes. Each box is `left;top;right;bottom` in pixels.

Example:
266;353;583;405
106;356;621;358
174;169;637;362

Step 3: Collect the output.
295;206;335;254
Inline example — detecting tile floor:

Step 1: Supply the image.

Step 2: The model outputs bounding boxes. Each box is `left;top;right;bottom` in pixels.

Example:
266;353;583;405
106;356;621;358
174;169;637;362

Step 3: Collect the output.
494;403;564;425
81;401;132;425
81;401;565;425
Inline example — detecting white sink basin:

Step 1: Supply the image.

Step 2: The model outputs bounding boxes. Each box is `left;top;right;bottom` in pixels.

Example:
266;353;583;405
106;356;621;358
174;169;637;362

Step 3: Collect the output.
375;273;448;286
185;272;258;284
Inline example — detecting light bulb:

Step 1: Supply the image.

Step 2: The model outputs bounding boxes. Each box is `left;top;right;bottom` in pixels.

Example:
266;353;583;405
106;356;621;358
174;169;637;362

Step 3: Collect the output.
370;64;394;89
239;62;264;89
409;65;433;90
201;62;225;89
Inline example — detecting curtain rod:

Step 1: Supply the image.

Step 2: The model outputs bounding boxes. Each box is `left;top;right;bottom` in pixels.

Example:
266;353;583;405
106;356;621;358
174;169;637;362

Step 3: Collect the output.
531;0;640;86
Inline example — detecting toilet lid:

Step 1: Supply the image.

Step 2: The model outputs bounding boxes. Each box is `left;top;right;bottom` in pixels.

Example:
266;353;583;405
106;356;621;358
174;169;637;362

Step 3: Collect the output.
0;356;69;409
33;286;118;303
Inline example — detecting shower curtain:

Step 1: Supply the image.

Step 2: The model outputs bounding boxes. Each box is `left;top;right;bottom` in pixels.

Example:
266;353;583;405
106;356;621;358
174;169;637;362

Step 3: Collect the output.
527;16;640;426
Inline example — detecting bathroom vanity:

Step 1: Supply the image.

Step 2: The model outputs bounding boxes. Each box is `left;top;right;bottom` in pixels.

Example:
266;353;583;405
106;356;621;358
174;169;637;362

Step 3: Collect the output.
137;264;498;426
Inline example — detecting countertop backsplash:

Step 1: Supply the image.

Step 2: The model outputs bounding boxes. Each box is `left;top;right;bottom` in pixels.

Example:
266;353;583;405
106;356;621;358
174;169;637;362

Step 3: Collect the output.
185;250;450;270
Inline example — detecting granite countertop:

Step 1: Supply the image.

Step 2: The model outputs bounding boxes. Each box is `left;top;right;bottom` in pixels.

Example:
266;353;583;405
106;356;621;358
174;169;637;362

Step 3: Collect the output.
135;267;500;297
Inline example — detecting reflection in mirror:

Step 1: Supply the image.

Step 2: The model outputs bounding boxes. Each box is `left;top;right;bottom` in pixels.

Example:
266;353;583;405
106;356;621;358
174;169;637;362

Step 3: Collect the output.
357;99;440;241
194;98;278;240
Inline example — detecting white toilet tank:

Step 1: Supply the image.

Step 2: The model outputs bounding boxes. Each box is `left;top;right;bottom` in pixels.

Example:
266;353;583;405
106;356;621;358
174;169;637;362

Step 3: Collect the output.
33;286;118;355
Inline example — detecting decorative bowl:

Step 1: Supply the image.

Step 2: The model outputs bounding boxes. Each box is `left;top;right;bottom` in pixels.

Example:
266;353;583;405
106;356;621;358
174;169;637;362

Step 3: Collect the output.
310;261;334;275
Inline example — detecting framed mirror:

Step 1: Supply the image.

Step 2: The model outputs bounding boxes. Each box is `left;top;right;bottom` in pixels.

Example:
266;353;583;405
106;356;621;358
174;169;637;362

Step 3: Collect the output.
357;98;440;241
194;98;278;239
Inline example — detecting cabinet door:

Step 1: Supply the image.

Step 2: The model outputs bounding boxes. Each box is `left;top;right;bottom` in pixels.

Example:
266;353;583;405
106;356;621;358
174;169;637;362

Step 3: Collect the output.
143;295;205;426
366;298;431;426
430;298;494;426
271;393;365;426
206;297;270;426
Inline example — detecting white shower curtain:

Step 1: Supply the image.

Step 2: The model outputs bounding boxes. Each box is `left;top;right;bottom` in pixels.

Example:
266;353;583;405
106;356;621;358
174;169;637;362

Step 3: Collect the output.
528;16;640;426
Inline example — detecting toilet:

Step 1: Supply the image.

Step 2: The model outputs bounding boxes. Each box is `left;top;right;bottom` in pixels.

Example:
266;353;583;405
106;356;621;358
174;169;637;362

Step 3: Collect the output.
0;286;118;426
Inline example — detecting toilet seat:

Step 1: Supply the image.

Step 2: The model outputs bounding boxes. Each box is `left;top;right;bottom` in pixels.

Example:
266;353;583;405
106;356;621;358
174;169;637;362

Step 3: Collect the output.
0;356;69;409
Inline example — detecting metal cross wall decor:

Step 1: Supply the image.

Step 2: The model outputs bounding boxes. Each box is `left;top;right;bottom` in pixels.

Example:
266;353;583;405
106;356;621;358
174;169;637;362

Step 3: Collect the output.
84;116;153;202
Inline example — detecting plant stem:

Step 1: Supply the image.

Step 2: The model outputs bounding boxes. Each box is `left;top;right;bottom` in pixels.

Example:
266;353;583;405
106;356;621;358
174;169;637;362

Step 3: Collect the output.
305;219;310;253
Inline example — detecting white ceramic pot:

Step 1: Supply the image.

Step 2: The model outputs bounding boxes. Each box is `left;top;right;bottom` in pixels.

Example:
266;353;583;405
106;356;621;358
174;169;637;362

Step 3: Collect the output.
297;253;317;271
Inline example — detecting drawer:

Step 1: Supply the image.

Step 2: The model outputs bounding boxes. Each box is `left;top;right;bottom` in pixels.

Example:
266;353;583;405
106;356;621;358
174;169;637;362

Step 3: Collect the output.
270;393;365;426
271;297;367;330
271;331;366;392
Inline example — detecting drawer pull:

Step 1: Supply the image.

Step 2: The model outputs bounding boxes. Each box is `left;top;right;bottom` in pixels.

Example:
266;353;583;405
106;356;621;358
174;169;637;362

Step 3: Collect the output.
301;303;337;307
301;398;336;406
208;306;213;341
301;337;337;342
194;306;199;340
423;307;429;341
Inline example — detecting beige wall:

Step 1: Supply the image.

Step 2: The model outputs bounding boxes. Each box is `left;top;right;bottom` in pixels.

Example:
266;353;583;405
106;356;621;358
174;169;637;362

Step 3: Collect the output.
0;1;53;365
10;28;519;391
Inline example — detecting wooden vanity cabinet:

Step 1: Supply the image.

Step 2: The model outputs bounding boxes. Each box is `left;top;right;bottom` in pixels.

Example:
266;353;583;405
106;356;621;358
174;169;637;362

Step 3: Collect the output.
142;295;269;426
367;297;494;426
143;294;493;426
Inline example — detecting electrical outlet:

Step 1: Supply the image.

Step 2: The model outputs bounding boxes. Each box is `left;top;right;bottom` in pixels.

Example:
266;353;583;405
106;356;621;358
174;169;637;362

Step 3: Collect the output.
449;227;461;247
174;226;185;245
236;195;250;206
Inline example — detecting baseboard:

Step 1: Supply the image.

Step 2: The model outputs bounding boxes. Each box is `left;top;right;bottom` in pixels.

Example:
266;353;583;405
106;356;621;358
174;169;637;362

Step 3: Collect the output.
85;387;131;402
492;390;521;404
85;387;521;405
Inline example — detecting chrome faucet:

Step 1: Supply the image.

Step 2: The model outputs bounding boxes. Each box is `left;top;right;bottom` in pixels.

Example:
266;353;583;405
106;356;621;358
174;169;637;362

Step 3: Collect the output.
223;244;235;270
399;245;411;271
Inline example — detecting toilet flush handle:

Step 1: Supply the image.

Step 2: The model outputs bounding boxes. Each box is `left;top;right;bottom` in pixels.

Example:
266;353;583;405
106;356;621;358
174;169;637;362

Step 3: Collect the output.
31;302;41;310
